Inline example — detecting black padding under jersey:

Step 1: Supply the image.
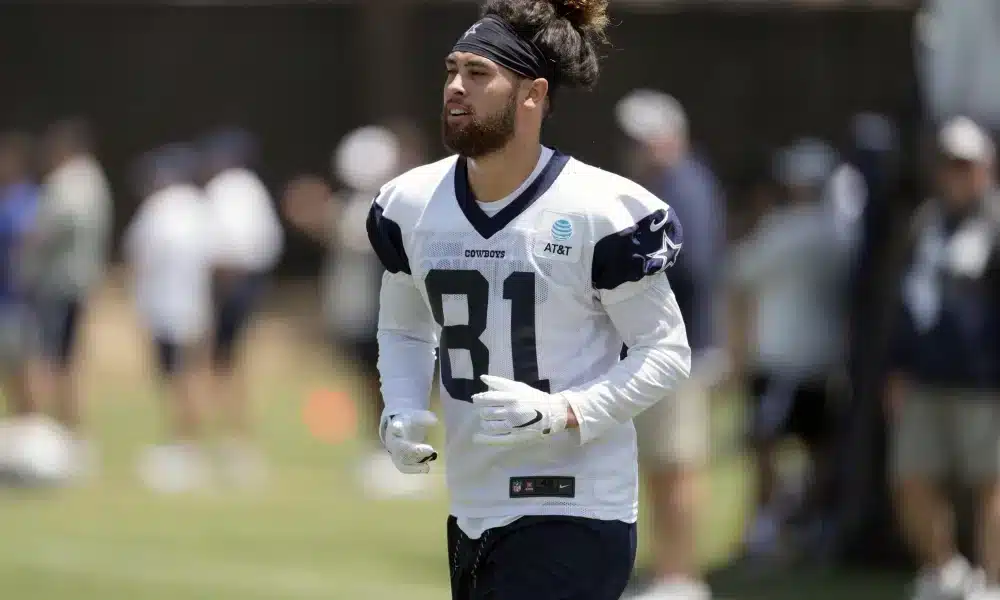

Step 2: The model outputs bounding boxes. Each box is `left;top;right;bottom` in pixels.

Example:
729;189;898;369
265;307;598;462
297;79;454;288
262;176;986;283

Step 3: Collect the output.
365;196;411;275
592;207;683;291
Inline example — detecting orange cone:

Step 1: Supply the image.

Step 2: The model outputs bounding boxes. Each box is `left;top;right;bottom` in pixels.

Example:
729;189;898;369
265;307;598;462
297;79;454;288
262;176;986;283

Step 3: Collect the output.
303;389;357;444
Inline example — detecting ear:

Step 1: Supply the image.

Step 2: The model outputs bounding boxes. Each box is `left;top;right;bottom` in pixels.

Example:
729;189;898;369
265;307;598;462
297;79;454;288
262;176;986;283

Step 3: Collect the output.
521;78;549;111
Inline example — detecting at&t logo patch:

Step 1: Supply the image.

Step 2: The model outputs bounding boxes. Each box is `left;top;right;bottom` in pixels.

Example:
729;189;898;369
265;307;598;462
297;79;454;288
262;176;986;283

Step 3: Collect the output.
551;218;573;242
533;211;582;263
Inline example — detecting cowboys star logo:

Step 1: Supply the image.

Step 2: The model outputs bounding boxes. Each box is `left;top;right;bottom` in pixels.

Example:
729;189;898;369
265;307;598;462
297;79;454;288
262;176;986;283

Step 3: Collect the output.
630;208;683;276
463;22;481;38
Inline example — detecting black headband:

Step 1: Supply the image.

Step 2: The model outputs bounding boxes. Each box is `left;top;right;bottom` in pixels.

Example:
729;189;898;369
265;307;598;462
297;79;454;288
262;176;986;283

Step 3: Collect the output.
452;17;557;86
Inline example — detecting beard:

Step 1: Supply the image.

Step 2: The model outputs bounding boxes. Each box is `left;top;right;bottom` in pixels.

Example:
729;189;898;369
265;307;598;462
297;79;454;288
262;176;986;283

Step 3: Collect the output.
441;92;517;158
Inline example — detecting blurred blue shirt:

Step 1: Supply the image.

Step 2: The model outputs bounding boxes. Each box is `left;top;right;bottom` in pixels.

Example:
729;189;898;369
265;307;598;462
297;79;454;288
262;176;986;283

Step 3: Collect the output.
891;207;1000;389
0;181;39;305
656;155;726;355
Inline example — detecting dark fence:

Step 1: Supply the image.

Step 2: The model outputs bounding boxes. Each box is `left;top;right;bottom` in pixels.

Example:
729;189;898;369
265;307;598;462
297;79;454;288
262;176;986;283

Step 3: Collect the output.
0;4;919;273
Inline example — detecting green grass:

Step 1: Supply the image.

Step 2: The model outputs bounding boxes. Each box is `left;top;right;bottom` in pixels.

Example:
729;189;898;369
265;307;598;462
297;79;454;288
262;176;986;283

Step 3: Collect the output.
0;368;452;599
0;323;908;599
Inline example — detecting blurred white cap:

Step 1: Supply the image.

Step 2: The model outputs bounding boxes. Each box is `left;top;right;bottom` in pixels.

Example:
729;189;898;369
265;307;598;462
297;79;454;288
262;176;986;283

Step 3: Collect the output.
775;137;838;188
333;125;401;192
939;116;994;163
614;89;687;142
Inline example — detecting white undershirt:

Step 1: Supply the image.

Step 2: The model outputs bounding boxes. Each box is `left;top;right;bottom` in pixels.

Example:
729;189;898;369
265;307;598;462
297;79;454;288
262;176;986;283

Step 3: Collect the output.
474;146;554;216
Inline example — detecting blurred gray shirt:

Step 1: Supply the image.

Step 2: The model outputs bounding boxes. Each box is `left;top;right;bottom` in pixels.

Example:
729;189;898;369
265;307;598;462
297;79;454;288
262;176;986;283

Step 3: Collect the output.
28;155;112;299
730;201;852;377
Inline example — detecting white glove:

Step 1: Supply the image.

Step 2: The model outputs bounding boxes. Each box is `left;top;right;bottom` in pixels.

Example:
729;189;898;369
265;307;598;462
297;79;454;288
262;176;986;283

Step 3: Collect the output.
471;375;570;446
379;410;439;474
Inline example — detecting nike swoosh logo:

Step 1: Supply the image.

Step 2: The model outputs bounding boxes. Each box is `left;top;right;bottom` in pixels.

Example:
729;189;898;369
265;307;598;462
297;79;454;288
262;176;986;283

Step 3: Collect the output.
558;484;570;489
514;411;543;428
649;210;670;232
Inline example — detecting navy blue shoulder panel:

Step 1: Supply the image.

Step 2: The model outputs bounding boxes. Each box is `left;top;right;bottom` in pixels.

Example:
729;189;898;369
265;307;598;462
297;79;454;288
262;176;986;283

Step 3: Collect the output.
365;195;411;275
592;207;683;291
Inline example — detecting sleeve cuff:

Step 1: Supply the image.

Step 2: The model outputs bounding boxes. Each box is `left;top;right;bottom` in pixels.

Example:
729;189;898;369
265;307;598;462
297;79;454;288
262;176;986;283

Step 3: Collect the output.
563;391;601;446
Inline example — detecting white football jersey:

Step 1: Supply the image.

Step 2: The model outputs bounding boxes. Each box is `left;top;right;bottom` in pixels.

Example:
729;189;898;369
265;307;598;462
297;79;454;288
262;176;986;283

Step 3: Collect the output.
368;148;688;534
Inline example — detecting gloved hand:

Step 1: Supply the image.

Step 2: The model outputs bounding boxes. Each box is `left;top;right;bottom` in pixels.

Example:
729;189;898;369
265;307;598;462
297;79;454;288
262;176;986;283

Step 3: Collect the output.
471;375;570;446
379;410;439;474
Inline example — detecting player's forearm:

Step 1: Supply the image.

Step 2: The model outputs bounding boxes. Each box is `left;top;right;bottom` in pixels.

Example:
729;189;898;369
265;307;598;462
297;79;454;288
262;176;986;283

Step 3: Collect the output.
561;339;690;443
375;271;439;416
377;329;436;414
562;277;691;444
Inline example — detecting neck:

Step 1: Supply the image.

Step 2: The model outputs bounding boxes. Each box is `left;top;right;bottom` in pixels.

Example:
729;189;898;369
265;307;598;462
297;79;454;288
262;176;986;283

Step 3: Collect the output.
467;136;542;203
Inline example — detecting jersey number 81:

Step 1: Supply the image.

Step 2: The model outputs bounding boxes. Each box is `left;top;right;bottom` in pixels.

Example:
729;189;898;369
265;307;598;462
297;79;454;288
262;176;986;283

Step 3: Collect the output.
425;269;550;402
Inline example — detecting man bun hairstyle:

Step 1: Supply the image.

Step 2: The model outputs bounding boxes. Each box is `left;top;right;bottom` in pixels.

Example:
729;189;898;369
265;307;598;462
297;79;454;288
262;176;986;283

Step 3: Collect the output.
556;0;611;36
481;0;610;91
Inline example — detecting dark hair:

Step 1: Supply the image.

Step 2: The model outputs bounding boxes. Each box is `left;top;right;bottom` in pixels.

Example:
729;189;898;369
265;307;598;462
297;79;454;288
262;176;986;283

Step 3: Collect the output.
480;0;610;91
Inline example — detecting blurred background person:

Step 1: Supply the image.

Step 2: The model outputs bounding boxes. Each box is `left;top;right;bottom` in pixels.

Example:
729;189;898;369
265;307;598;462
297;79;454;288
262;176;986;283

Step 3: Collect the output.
0;132;82;489
887;117;1000;600
198;127;283;489
125;144;214;494
282;121;430;499
615;90;727;600
0;132;43;420
729;138;851;564
25;118;111;477
916;0;1000;134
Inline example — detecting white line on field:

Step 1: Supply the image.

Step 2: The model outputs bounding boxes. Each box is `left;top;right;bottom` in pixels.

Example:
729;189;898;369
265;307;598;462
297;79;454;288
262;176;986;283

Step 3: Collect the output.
0;540;446;600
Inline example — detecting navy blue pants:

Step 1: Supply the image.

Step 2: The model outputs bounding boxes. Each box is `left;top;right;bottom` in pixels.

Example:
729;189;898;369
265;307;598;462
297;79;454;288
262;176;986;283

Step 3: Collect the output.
212;273;266;369
36;295;83;368
448;515;636;600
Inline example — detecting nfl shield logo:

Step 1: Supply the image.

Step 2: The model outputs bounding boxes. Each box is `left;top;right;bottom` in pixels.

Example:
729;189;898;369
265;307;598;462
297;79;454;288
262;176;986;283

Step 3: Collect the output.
512;481;522;493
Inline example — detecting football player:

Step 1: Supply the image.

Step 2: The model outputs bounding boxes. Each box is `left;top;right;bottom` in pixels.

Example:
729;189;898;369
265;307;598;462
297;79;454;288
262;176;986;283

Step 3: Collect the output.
367;0;691;598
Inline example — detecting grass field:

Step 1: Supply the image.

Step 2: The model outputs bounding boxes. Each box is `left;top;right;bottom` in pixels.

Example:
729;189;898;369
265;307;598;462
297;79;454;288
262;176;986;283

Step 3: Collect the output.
0;281;910;599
